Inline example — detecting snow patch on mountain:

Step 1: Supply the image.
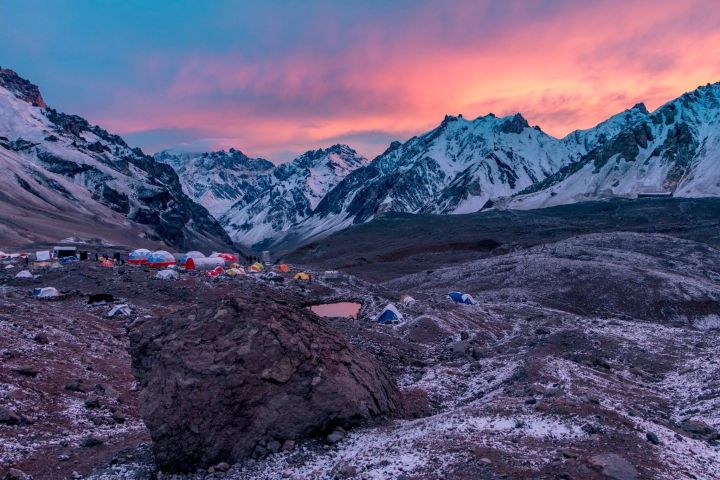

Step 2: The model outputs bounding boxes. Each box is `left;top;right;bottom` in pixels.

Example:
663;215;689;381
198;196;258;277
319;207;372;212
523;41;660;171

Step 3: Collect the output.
507;82;720;210
155;149;274;218
220;145;368;249
0;68;231;249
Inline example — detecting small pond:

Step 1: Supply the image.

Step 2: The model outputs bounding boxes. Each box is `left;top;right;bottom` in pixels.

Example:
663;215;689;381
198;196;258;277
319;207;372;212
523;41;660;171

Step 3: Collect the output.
309;302;361;319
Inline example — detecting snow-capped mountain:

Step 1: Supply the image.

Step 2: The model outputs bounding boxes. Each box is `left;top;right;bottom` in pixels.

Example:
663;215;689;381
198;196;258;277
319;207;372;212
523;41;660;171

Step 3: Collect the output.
271;113;583;247
562;103;650;154
154;148;274;218
507;82;720;210
0;67;232;249
220;144;368;249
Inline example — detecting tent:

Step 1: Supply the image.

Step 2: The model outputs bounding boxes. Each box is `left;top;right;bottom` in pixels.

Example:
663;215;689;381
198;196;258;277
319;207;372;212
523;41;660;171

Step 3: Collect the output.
448;291;477;305
186;257;225;270
226;267;245;277
35;250;51;261
276;263;290;273
146;250;176;268
400;294;416;306
15;270;32;279
128;248;152;265
211;252;238;263
180;251;205;266
33;287;59;298
375;304;402;324
293;272;310;281
248;262;264;273
107;304;131;317
101;260;114;268
156;269;179;280
205;266;225;278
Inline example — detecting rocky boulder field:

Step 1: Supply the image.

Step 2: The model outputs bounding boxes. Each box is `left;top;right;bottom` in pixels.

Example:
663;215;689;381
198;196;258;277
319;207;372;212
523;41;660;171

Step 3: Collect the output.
1;226;720;479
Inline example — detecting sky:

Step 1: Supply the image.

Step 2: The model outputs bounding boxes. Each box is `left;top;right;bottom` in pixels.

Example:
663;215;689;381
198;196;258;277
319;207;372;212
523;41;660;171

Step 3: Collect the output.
2;0;720;163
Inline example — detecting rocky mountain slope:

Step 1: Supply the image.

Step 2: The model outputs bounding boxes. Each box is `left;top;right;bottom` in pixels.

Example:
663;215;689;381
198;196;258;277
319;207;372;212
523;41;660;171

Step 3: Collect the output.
3;230;715;479
219;145;368;249
270;107;655;250
0;68;232;250
157;82;719;253
154;149;274;219
285;197;720;280
507;82;720;209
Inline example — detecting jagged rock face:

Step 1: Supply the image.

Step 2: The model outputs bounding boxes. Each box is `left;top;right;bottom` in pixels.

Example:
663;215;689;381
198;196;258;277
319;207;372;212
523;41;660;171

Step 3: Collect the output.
155;148;274;218
220;144;368;249
0;68;232;249
508;83;720;209
127;294;404;473
0;68;46;108
278;114;580;249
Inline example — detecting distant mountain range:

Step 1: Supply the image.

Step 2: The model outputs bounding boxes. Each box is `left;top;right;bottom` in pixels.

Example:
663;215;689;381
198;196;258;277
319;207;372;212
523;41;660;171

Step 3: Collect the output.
161;80;718;252
1;67;718;251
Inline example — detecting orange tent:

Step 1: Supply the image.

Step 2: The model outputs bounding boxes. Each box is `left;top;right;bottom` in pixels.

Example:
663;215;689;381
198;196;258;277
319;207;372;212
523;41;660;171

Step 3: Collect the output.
276;264;290;273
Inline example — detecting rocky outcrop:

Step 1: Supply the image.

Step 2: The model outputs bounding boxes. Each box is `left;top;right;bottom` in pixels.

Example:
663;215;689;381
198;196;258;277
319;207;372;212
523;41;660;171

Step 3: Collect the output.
127;294;404;472
0;68;46;108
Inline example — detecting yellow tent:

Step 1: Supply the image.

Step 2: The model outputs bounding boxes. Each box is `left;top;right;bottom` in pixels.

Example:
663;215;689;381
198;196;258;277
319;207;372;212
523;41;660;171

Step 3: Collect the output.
294;272;310;281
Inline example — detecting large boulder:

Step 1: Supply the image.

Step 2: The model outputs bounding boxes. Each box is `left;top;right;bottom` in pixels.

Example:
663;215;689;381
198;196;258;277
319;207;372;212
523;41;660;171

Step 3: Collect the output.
128;295;404;472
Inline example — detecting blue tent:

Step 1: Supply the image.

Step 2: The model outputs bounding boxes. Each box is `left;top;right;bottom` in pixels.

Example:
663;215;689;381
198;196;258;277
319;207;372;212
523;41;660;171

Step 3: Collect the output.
375;304;402;324
449;291;477;305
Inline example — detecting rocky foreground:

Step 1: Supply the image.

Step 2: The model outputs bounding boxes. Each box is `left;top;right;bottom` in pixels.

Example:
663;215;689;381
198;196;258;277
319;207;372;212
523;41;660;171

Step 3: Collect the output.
1;231;720;480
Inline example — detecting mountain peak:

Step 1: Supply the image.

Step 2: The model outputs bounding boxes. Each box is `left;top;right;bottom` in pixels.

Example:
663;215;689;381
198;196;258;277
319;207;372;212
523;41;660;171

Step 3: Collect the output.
630;102;649;114
290;144;365;171
0;67;47;108
499;112;530;134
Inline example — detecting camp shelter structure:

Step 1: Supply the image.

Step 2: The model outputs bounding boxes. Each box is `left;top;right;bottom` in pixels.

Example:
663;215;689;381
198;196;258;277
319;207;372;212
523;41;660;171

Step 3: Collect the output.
375;304;402;324
128;248;152;265
146;250;176;268
448;291;477;305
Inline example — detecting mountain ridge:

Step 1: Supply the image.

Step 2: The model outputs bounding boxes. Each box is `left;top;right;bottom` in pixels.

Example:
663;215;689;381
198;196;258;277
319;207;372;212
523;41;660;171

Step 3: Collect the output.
0;68;233;250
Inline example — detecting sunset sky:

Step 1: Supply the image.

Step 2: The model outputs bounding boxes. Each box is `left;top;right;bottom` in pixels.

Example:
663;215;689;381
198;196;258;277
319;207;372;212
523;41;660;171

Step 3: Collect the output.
2;0;720;163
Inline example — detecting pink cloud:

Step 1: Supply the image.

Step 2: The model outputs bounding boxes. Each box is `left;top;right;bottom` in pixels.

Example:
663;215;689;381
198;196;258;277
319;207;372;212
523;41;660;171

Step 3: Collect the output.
93;0;720;161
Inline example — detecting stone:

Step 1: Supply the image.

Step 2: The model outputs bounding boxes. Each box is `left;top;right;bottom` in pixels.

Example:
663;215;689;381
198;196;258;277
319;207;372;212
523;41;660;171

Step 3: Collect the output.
0;406;21;425
128;295;404;473
281;440;295;452
211;462;230;472
646;432;660;445
267;440;282;454
84;395;100;409
12;365;39;377
679;419;717;441
81;436;103;448
587;453;639;480
64;380;84;392
3;468;31;480
33;333;49;344
327;430;345;444
331;459;358;478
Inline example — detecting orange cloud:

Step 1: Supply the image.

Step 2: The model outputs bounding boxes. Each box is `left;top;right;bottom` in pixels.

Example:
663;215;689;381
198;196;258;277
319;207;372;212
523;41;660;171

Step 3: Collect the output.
94;0;720;161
